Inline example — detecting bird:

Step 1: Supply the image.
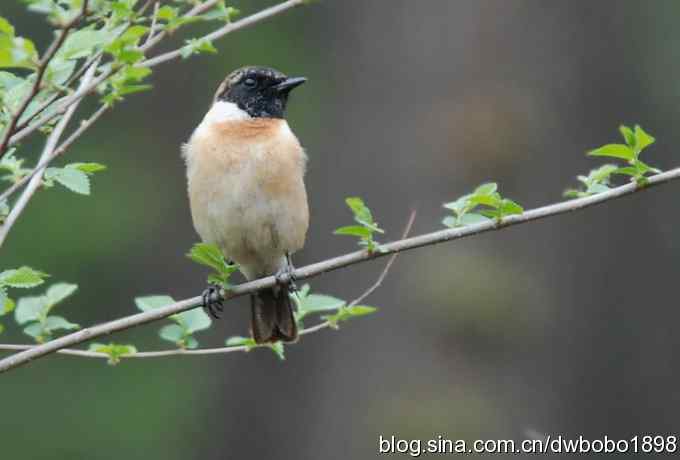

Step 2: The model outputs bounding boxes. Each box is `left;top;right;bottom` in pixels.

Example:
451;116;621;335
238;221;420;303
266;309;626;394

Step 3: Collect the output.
183;66;309;344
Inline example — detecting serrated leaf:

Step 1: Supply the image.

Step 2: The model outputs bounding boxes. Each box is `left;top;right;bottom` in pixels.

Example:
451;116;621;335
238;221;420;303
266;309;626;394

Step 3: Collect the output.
43;315;79;332
587;144;634;160
45;283;77;307
0;266;47;288
14;296;46;324
46;167;90;195
135;295;175;312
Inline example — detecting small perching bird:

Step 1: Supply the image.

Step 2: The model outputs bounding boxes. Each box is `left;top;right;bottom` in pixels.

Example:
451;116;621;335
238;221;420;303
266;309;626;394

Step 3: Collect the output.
183;66;309;344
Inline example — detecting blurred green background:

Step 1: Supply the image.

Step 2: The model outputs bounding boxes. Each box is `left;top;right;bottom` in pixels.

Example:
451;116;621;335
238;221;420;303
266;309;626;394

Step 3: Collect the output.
2;0;680;458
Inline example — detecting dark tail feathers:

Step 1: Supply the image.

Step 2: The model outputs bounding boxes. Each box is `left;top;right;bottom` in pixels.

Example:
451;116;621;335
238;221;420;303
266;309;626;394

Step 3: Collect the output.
251;287;298;344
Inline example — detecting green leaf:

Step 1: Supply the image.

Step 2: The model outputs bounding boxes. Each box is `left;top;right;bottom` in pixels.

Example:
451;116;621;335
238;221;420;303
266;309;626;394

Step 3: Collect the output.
67;162;107;174
458;213;491;226
634;125;655;151
187;243;237;284
88;342;137;365
333;225;372;238
443;195;471;215
615;166;638;177
322;305;377;328
442;215;458;228
45;283;77;307
45;167;90;195
22;322;43;340
0;18;38;69
135;295;175;312
587;144;634;160
499;199;523;216
59;28;115;60
0;266;47;288
619;125;635;147
14;296;45;324
174;307;211;334
469;193;500;208
43;315;79;332
180;38;218;59
0;288;15;315
159;324;184;343
267;341;285;360
156;5;179;21
296;292;345;321
473;182;498;195
345;197;374;225
589;164;618;183
226;335;256;348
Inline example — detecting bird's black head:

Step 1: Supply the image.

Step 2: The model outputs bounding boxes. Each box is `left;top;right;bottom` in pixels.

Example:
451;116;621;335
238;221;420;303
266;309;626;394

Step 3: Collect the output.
214;66;306;119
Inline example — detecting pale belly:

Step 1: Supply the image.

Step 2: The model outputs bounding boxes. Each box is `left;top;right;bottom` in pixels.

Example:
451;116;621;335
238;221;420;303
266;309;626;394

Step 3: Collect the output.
187;161;304;280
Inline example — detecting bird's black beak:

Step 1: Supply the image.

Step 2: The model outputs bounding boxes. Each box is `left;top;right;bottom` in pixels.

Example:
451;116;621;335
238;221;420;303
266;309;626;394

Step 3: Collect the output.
273;77;307;94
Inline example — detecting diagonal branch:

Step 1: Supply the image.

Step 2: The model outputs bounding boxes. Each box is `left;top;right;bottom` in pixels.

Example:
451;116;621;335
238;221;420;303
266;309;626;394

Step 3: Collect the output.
0;104;109;204
0;210;417;361
0;60;100;248
0;167;679;373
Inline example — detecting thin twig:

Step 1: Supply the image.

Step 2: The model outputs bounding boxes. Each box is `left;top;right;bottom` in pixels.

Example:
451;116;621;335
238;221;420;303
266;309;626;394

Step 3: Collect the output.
0;61;100;248
0;104;109;204
0;0;89;160
142;0;306;67
144;1;161;46
0;211;417;360
1;167;679;373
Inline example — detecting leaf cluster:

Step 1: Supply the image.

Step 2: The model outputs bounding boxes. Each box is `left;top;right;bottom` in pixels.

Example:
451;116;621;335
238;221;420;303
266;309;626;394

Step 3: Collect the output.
565;125;660;198
0;266;47;334
443;182;524;228
334;197;385;253
187;242;238;287
14;282;79;343
87;342;137;365
135;295;212;349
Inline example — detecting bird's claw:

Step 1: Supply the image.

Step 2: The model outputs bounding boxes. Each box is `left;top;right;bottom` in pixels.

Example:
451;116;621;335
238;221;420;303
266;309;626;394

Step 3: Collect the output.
202;284;224;319
275;254;298;293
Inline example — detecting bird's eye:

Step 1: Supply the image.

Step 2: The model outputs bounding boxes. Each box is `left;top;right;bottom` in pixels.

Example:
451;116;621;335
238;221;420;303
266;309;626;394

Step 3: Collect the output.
244;78;256;87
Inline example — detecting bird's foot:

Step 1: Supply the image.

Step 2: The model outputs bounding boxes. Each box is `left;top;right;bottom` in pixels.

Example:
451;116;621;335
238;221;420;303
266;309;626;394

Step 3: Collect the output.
275;254;298;293
202;284;224;319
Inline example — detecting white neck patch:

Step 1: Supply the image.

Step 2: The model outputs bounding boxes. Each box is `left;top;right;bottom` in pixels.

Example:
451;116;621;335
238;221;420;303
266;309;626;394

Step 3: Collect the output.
204;101;250;123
